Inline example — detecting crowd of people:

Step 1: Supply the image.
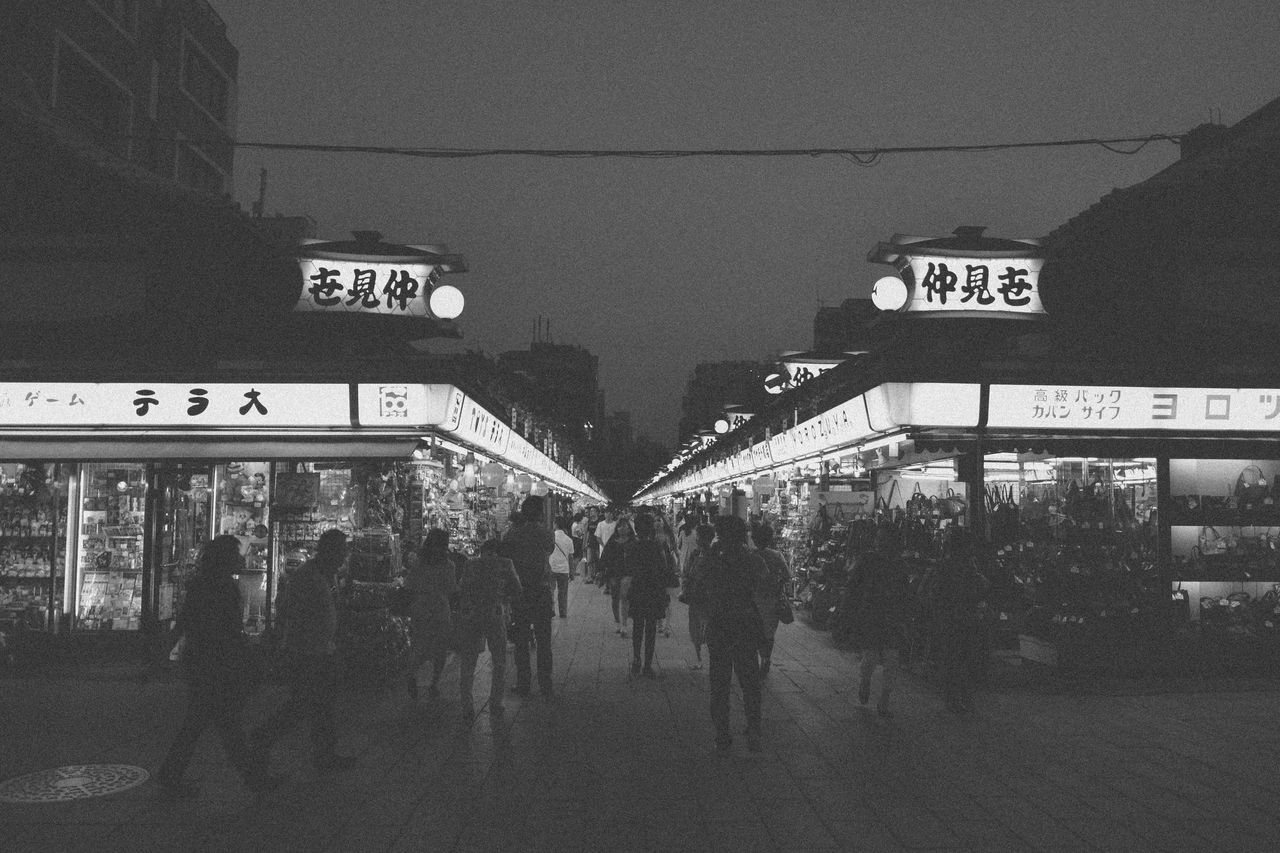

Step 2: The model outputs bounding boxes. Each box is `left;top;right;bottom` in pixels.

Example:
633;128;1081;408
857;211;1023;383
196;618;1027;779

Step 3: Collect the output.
152;498;991;798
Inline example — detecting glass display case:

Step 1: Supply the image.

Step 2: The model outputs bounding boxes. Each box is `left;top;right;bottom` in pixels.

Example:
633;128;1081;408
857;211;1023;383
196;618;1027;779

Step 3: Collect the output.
76;463;147;631
0;463;69;631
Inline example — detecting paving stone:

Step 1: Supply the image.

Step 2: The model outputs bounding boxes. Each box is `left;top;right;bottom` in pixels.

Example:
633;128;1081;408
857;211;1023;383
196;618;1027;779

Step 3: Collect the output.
5;580;1280;852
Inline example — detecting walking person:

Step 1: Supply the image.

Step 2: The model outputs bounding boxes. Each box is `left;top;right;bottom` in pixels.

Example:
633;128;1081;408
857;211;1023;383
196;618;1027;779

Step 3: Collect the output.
752;525;792;678
155;536;282;799
930;528;991;714
550;516;575;619
599;519;634;637
582;507;601;584
594;507;619;555
847;527;906;717
682;523;715;669
405;528;458;699
251;529;356;775
695;515;768;753
654;512;680;637
456;539;522;717
570;512;589;581
501;495;556;698
625;513;677;677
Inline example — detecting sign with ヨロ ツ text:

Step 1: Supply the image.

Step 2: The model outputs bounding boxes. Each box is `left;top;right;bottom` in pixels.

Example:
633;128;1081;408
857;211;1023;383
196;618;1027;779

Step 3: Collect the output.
988;385;1280;432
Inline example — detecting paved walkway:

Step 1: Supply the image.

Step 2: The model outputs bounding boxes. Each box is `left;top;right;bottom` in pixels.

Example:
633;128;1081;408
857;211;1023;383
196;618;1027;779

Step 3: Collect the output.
3;579;1280;852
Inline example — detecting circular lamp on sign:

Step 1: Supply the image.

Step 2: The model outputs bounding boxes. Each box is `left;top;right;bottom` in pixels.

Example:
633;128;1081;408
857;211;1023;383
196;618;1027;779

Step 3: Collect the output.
871;275;909;311
429;285;465;319
714;419;730;434
514;473;533;493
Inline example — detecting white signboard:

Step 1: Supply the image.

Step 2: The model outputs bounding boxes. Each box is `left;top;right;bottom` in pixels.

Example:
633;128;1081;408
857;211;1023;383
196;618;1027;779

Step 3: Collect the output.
354;383;469;429
903;255;1044;317
989;385;1280;432
0;383;351;428
445;397;513;459
296;257;438;316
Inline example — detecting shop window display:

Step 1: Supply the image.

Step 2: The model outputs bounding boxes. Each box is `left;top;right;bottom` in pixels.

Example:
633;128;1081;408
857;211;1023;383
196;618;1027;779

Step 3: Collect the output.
153;465;213;628
77;463;147;631
0;463;69;632
217;462;271;633
984;456;1161;660
1168;458;1280;638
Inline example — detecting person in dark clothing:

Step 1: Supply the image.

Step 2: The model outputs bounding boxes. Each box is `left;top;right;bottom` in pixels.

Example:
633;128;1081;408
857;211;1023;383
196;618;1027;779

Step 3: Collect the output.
847;527;907;717
500;495;556;697
751;525;792;678
929;527;991;714
251;529;357;774
598;520;634;637
625;513;674;677
155;535;281;799
695;514;768;753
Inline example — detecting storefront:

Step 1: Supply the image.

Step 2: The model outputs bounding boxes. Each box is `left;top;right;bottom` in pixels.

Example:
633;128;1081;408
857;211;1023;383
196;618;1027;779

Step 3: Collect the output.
636;379;1280;666
0;380;606;642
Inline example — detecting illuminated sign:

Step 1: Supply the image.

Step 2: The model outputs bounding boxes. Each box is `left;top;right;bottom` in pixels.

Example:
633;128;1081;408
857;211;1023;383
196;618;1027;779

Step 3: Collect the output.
354;384;466;428
988;385;1280;432
869;229;1045;319
901;255;1044;317
765;353;853;395
295;256;440;316
0;383;351;428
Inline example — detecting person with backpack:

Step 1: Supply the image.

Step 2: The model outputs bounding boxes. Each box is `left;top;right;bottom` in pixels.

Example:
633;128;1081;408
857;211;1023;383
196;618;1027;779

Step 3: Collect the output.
694;514;768;753
847;526;906;717
500;495;556;698
751;525;791;678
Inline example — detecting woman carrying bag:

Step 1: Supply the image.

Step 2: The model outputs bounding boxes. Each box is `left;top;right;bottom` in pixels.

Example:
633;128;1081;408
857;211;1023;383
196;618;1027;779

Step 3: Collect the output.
155;535;282;799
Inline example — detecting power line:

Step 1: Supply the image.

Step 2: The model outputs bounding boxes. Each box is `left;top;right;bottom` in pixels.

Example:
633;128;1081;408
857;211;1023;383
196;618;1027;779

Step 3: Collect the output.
153;133;1184;164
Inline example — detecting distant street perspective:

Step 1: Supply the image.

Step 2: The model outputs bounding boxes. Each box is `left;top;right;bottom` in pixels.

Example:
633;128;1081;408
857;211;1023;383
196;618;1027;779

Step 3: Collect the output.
4;2;1280;851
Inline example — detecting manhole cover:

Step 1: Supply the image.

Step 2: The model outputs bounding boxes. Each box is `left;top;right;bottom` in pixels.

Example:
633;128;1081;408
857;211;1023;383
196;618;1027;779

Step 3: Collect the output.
0;765;150;803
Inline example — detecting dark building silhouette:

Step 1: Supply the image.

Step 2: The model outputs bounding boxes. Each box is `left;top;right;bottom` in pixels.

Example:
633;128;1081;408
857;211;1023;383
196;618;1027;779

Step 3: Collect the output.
6;0;239;197
677;360;770;442
497;341;602;443
813;298;882;353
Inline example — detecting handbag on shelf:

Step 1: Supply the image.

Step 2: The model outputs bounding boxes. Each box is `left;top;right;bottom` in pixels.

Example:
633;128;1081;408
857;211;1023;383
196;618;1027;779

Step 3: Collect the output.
1198;526;1230;556
1234;464;1270;513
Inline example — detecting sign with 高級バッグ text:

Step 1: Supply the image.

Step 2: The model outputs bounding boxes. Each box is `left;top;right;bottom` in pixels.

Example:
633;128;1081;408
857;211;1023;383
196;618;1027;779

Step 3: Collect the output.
0;384;351;427
295;257;438;316
988;385;1280;432
903;255;1044;317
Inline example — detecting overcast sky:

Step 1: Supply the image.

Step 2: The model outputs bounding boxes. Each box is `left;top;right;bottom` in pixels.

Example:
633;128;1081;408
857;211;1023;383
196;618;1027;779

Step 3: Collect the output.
215;0;1280;447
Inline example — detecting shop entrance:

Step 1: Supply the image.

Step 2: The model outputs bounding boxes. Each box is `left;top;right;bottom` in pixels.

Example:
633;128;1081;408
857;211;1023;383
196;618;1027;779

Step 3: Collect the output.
149;464;214;632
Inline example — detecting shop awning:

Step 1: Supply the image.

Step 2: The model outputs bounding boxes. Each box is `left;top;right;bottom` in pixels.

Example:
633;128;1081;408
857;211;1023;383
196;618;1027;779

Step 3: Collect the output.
0;433;419;460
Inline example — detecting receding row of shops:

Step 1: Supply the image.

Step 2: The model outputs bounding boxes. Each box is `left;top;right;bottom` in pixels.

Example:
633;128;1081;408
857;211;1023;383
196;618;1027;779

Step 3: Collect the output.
639;378;1280;671
0;380;606;643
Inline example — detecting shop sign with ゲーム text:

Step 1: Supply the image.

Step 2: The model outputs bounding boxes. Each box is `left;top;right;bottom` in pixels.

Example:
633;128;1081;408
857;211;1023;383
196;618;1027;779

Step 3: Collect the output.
988;385;1280;431
903;255;1045;317
0;383;352;427
296;257;439;316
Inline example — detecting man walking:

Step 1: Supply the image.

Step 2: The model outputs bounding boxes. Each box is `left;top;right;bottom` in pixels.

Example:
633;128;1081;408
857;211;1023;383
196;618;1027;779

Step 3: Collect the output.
251;529;356;774
501;495;556;697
